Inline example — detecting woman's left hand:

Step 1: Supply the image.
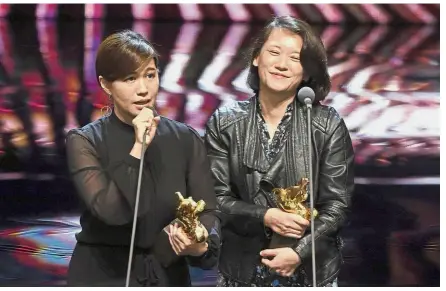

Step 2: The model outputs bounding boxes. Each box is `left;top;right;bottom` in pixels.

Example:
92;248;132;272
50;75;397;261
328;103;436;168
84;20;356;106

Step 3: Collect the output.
168;223;208;257
260;247;301;277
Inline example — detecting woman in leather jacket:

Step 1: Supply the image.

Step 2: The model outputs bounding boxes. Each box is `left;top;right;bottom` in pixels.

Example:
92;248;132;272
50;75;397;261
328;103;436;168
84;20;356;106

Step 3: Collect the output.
204;16;355;287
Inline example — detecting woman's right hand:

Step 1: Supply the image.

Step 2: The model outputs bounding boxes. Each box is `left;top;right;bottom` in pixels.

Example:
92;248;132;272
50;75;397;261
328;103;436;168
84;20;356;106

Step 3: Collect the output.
168;223;209;257
132;107;160;146
264;208;309;238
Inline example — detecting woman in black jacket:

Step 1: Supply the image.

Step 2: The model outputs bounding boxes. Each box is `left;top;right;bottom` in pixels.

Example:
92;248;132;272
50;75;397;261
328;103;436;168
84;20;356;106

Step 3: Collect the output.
205;16;354;287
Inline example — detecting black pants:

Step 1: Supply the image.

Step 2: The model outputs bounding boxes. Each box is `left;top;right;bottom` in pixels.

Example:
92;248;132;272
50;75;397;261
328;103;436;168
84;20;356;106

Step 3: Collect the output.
67;242;191;287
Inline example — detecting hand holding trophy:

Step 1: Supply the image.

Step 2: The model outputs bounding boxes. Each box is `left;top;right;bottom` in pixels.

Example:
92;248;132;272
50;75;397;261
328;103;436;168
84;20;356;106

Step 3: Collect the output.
268;178;318;248
173;192;208;243
274;178;318;220
155;192;208;266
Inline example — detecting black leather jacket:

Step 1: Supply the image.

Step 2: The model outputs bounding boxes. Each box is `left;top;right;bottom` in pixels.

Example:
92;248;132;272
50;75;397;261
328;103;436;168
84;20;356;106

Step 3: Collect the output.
204;96;355;286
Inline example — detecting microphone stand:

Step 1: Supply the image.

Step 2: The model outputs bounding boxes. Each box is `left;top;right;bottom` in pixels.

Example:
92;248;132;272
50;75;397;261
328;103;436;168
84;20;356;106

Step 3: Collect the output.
125;128;149;287
305;100;317;287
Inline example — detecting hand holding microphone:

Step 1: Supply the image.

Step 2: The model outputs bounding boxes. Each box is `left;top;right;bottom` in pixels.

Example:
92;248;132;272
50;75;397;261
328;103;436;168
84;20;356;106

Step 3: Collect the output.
132;107;160;146
130;107;160;159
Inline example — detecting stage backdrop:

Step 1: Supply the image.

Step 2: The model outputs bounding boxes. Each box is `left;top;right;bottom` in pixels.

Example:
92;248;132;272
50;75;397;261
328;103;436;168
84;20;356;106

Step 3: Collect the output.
0;4;440;287
0;3;440;24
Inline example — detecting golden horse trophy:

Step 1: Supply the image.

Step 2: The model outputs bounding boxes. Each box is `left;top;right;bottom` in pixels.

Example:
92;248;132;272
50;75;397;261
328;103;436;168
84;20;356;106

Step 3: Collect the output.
273;178;318;220
174;192;207;243
269;178;318;248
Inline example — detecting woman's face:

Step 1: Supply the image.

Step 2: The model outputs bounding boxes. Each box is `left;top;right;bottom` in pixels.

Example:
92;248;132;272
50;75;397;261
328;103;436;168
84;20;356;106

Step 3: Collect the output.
253;28;304;95
100;58;159;120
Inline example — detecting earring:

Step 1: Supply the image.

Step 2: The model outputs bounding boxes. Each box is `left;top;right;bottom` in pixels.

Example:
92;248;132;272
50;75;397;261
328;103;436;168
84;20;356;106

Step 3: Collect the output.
101;105;112;116
101;94;113;116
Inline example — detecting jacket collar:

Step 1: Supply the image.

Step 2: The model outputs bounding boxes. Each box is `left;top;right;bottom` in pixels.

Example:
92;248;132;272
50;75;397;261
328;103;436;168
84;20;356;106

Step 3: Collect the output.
242;95;310;191
242;96;270;173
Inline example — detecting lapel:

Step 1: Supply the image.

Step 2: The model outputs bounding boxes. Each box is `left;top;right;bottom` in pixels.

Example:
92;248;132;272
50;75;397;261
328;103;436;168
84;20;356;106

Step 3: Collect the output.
285;101;311;189
261;99;309;188
241;96;310;206
242;96;270;173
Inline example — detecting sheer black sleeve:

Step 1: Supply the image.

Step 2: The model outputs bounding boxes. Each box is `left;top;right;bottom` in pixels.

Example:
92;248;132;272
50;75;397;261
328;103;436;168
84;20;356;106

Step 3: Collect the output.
183;126;221;270
66;130;155;225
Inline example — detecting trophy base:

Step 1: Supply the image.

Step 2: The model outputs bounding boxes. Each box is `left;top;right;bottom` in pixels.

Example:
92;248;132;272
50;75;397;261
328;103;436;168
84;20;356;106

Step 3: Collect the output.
269;233;297;249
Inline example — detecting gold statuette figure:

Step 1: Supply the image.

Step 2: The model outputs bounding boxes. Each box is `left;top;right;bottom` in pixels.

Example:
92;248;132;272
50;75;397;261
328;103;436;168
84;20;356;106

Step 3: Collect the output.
174;192;207;243
269;178;317;248
272;177;318;220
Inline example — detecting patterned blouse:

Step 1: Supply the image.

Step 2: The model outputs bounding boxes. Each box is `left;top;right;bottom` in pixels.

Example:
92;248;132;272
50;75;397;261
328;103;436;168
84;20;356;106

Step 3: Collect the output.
256;97;293;163
216;97;337;287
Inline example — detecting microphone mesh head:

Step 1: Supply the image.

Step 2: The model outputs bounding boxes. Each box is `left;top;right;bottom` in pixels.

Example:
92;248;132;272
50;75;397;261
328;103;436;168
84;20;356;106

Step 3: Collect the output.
297;87;315;104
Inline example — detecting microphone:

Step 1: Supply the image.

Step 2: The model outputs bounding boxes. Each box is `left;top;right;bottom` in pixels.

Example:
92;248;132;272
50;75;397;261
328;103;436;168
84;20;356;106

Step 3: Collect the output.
297;86;317;287
297;86;316;108
125;107;158;287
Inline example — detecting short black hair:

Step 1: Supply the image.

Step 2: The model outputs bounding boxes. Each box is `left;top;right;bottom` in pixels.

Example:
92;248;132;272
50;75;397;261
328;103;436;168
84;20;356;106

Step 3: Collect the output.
246;16;331;102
